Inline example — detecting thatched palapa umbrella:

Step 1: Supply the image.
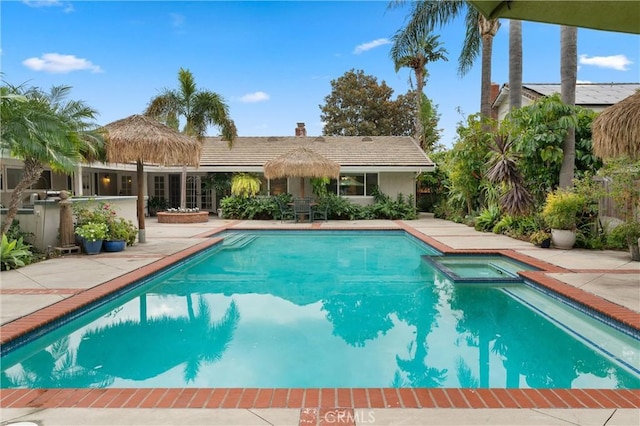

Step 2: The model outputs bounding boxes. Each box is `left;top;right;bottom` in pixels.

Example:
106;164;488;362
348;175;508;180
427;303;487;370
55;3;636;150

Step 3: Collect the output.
104;114;201;243
263;147;340;197
592;91;640;160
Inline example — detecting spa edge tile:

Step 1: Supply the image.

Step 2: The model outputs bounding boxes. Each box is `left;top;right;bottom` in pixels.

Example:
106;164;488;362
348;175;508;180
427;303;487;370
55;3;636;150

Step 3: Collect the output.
221;388;244;408
337;388;352;408
123;388;152;408
237;387;258;408
366;388;385;408
188;388;213;408
413;388;435;408
429;388;453;408
272;388;291;408
491;388;520;408
459;388;487;408
106;388;137;408
397;388;419;408
304;389;320;407
204;388;229;408
537;389;570;408
351;388;369;408
474;389;502;408
156;388;183;408
382;388;401;408
444;388;468;408
138;388;168;409
320;388;336;408
253;388;274;408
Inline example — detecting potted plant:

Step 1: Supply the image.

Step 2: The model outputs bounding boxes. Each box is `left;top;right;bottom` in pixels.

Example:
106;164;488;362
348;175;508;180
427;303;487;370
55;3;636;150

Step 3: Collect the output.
541;189;585;249
104;217;137;252
529;230;552;248
147;196;169;216
607;220;640;261
75;222;108;255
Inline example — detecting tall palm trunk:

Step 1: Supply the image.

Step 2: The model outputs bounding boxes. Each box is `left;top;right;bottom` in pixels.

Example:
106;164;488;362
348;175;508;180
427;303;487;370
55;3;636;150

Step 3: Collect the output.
559;26;577;188
1;158;44;234
415;67;425;148
479;16;500;119
509;20;523;111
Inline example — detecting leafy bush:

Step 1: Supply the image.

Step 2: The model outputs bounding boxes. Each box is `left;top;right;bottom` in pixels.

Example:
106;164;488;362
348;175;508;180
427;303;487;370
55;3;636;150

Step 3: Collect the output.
474;206;501;232
541;189;586;230
5;219;34;244
366;189;417;220
607;221;640;249
107;217;138;246
75;222;108;242
220;195;281;220
1;234;34;271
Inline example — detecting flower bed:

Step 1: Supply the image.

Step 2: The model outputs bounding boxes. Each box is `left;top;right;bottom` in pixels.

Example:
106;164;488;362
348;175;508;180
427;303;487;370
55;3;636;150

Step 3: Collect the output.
156;211;209;223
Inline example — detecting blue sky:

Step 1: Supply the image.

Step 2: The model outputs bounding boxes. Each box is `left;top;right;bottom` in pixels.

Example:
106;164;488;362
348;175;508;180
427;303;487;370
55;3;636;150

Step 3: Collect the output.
2;1;639;147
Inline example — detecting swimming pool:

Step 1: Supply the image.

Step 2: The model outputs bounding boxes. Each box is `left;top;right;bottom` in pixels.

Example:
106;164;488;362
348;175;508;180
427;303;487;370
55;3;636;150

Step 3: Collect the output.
1;230;638;389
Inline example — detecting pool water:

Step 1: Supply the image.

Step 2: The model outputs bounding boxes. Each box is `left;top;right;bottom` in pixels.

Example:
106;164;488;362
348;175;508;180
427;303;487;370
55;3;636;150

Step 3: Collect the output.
1;230;638;389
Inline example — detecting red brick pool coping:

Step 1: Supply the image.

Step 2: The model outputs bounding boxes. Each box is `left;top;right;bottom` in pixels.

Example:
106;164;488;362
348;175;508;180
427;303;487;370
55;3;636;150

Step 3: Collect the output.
1;221;639;412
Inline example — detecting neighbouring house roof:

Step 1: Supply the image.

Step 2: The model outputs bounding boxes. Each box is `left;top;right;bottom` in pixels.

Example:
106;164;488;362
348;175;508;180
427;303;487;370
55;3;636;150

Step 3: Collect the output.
492;83;640;109
199;136;435;172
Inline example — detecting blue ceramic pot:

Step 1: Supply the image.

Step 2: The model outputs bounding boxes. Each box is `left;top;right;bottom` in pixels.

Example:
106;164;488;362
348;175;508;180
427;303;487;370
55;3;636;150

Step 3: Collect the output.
83;239;103;255
103;240;126;252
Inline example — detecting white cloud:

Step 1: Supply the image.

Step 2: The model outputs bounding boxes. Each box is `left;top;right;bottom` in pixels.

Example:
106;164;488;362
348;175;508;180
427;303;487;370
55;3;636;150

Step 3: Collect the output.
170;13;185;28
576;80;592;84
239;91;270;103
578;54;632;71
23;0;73;13
23;53;103;74
353;38;391;55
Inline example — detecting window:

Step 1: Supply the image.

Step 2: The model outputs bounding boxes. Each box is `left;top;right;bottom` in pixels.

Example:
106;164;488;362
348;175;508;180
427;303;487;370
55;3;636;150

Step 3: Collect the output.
269;178;287;195
7;169;51;190
330;173;378;196
120;175;133;196
153;176;165;198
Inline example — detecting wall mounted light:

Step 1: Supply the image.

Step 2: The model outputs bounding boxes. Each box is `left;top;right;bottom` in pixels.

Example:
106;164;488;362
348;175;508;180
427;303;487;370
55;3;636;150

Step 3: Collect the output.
103;175;111;183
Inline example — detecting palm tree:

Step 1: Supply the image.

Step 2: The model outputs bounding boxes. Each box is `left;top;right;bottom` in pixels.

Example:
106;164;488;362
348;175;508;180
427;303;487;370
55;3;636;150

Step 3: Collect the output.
390;30;448;149
559;26;578;188
0;83;103;234
508;20;523;111
393;0;500;119
145;68;237;209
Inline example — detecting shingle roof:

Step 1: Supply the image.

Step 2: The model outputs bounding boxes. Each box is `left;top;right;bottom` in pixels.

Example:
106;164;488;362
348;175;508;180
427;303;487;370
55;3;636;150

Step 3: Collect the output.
493;83;640;109
200;136;434;169
525;83;640;105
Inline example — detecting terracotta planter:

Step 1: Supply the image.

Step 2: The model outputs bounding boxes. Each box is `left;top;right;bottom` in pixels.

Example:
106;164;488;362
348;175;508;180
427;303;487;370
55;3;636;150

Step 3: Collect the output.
551;229;576;250
103;240;126;252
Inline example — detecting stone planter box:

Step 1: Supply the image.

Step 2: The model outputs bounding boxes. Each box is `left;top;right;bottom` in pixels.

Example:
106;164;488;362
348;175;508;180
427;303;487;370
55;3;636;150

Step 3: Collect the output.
157;211;209;224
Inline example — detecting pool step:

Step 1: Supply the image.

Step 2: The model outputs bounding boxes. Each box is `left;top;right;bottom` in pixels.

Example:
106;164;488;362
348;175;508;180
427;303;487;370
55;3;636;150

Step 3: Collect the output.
222;233;257;250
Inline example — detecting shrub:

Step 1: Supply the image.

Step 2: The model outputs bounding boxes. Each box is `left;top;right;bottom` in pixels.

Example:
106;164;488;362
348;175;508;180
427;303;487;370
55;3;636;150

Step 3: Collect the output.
107;217;138;246
541;189;586;230
607;221;640;249
75;222;108;242
475;206;501;232
1;234;33;271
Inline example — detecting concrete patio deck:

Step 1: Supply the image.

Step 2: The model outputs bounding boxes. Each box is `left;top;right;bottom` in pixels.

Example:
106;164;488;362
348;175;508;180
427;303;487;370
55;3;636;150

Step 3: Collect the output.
1;216;638;425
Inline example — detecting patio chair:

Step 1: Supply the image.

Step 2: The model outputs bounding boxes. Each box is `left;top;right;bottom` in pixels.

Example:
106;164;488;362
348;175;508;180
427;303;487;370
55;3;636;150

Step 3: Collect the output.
312;203;329;222
275;198;295;222
293;197;313;223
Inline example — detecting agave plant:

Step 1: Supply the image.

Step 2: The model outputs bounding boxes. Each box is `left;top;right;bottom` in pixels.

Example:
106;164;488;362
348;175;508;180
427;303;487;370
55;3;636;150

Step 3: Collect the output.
486;133;533;216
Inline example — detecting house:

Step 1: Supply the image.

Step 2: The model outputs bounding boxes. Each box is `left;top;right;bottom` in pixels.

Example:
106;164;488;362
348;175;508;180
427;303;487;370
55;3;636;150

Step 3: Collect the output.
0;123;434;211
491;82;640;122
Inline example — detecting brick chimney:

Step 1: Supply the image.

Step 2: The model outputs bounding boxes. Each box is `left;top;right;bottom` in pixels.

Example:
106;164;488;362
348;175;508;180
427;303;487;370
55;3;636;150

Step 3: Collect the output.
295;122;307;137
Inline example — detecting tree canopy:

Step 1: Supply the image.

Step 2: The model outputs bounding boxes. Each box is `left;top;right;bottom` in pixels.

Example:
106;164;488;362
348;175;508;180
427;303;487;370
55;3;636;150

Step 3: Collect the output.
319;69;414;136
